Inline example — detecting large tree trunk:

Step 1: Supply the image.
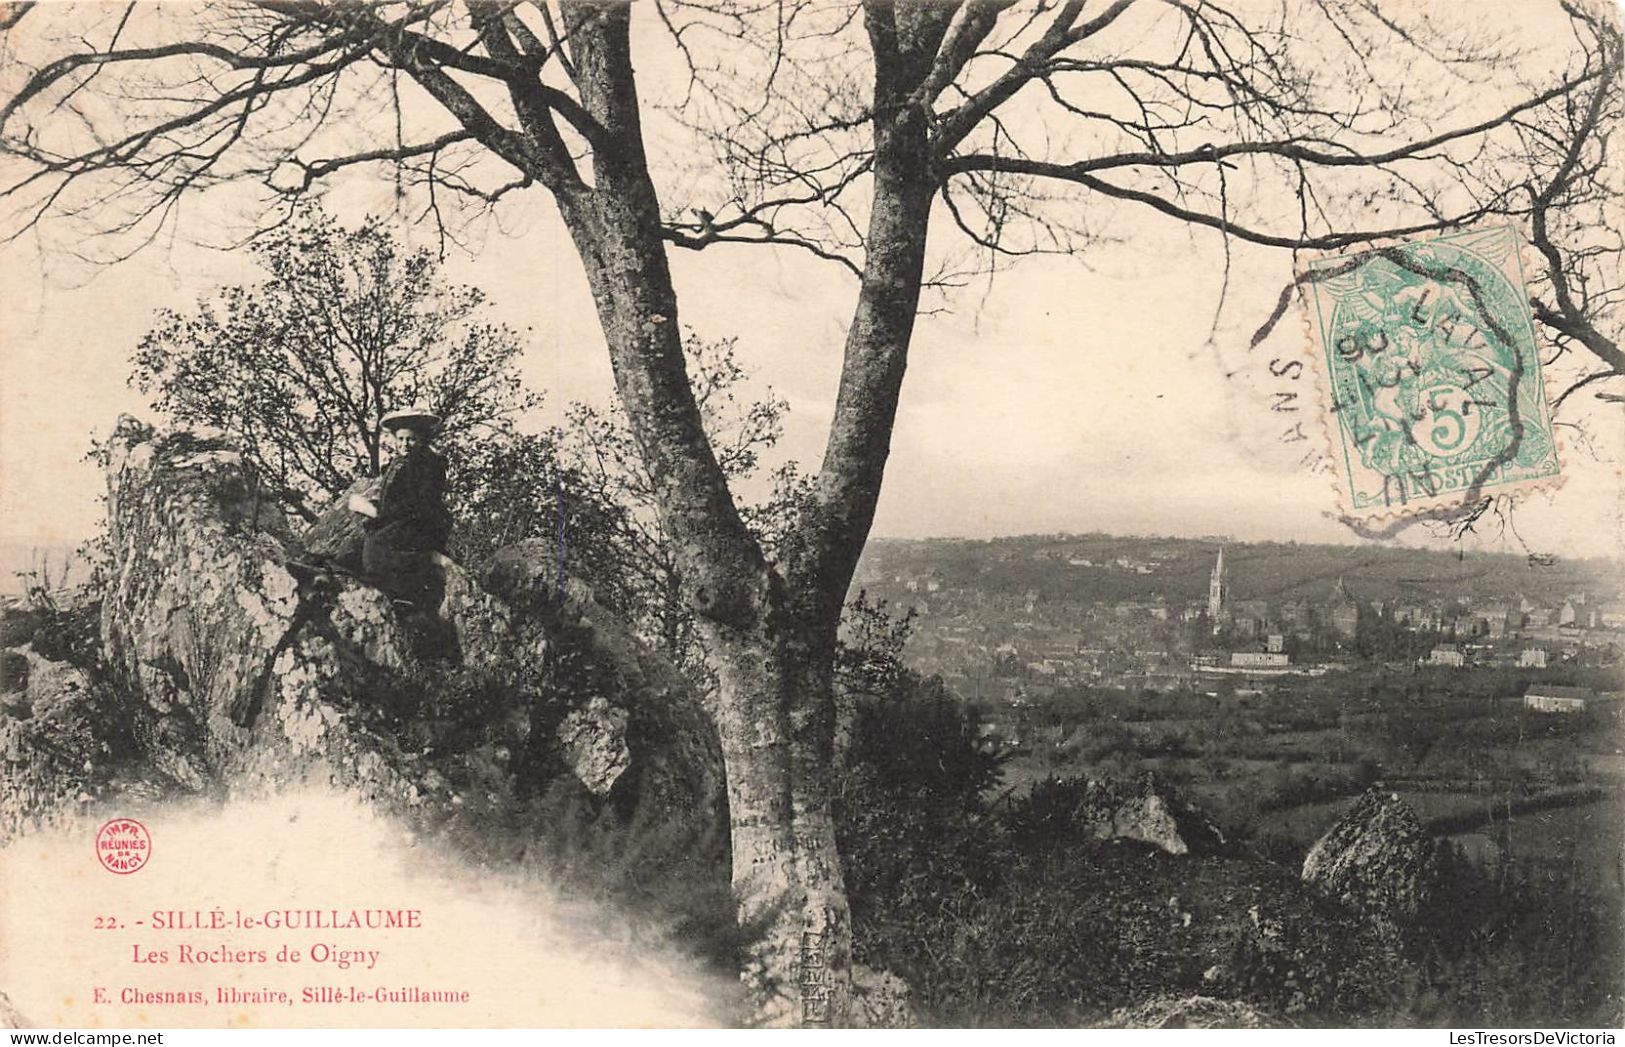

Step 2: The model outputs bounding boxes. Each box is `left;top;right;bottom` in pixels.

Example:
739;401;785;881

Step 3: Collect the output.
517;2;942;1025
542;10;855;1021
701;597;851;1026
556;188;856;1024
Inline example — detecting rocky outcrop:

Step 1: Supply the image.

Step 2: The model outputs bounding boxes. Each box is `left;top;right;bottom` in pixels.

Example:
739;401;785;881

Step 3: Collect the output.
484;538;725;822
1077;777;1224;856
0;641;110;838
1;588;178;841
556;696;632;797
1040;774;1225;856
1301;790;1436;931
100;418;300;763
77;416;724;868
0;639;176;840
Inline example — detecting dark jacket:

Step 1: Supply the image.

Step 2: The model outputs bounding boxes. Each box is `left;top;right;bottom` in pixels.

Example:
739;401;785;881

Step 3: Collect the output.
364;446;451;551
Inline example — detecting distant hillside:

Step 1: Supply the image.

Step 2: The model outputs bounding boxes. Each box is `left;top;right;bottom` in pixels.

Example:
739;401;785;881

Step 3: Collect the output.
853;534;1621;609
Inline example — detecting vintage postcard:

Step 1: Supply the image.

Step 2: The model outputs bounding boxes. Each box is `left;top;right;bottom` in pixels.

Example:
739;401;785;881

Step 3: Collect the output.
0;0;1621;1033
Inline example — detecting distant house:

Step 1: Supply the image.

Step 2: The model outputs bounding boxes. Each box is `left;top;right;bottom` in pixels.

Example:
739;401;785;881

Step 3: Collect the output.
1518;648;1548;669
1405;605;1445;631
1524;685;1592;713
1266;634;1286;654
1429;645;1466;668
1231;651;1290;668
1597;603;1625;630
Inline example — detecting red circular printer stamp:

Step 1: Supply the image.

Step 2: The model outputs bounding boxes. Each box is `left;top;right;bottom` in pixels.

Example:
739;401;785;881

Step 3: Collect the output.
96;817;151;875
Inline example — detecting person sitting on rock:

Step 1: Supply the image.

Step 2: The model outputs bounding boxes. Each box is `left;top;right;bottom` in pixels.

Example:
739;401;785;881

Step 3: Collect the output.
349;406;452;606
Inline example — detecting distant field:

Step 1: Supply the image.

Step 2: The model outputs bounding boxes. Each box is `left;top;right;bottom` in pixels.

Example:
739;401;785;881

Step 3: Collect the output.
1255;790;1536;846
1491;801;1625;891
990;676;1624;904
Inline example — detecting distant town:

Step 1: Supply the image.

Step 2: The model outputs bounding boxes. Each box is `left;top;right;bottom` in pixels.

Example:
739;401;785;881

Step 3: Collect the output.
853;533;1623;716
848;533;1624;928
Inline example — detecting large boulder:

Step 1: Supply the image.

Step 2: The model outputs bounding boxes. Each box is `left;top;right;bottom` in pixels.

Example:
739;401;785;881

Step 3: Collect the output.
100;417;300;762
556;696;632;797
1074;776;1226;856
92;416;725;870
1301;789;1437;931
1019;774;1226;856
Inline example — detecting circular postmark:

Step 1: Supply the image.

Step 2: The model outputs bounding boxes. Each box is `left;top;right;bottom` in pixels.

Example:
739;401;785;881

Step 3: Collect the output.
95;817;152;875
1245;225;1564;544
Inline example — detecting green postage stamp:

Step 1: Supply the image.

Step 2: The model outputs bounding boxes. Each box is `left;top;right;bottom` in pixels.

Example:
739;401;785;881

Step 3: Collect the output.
1301;225;1560;520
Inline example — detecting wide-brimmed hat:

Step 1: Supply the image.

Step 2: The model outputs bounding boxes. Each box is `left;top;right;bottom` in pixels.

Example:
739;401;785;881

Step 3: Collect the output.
379;406;441;434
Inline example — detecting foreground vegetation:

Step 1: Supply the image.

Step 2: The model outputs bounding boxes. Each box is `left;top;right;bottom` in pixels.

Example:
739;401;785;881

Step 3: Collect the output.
832;661;1623;1026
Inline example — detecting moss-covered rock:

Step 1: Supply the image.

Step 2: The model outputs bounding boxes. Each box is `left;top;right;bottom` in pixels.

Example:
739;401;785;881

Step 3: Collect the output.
1302;789;1437;934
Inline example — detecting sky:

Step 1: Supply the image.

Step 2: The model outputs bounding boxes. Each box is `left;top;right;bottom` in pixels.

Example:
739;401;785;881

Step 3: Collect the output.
1;1;1622;565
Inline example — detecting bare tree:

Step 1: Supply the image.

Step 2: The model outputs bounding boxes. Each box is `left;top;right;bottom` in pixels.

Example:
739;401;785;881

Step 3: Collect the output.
0;0;1615;1025
1516;4;1625;408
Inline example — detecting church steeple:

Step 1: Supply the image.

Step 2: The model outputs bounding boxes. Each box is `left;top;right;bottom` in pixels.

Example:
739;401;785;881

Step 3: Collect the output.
1208;546;1227;620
